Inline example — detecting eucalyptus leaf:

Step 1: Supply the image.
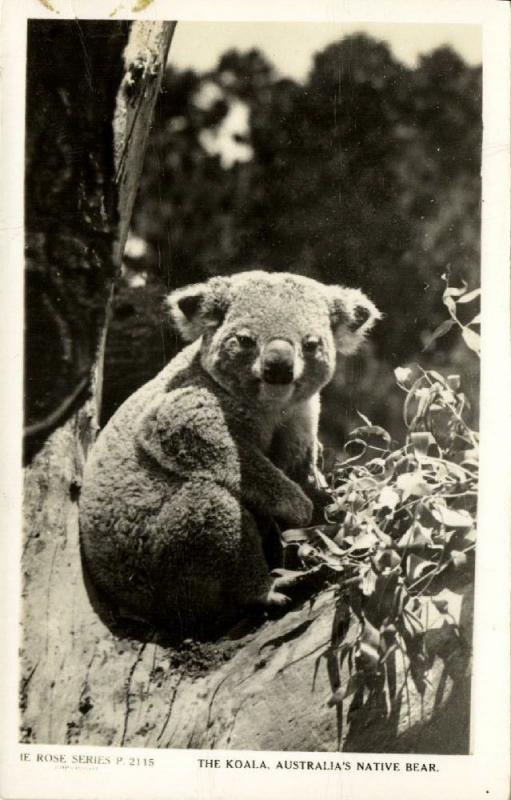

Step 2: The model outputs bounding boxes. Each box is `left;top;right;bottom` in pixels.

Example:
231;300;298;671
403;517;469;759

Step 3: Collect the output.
431;505;473;528
396;472;430;501
461;326;481;355
456;288;480;304
423;318;456;351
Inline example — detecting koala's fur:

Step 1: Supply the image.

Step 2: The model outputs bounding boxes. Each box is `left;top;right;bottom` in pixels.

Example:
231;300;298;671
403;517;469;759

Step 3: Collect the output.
79;271;379;636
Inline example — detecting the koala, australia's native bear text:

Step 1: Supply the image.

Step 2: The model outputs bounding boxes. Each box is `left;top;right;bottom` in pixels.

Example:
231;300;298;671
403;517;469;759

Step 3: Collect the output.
79;271;380;635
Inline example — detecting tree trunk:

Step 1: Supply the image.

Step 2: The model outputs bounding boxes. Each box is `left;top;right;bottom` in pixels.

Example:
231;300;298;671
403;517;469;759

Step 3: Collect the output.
21;20;471;754
21;17;175;739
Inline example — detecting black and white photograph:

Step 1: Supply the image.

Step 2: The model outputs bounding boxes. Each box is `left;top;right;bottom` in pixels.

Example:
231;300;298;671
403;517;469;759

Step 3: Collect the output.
1;1;509;799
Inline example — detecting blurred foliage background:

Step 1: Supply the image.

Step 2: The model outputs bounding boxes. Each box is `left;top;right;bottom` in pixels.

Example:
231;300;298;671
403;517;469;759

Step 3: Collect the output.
102;33;481;453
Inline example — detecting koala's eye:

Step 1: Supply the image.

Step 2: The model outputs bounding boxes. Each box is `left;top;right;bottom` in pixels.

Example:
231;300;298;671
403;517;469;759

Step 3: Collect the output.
303;335;321;354
236;332;256;349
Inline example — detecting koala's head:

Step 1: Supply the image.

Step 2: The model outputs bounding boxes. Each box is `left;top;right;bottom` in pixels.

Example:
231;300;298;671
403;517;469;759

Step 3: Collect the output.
167;271;380;406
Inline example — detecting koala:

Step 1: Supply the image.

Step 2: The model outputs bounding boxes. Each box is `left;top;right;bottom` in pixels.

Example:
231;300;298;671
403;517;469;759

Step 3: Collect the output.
79;271;379;637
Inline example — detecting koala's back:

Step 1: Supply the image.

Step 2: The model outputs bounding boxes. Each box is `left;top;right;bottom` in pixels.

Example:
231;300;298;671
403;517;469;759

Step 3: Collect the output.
81;340;199;501
79;341;219;616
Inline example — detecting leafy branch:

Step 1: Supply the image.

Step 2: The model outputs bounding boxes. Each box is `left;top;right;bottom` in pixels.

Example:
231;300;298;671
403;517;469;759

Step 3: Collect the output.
280;359;478;747
423;271;480;355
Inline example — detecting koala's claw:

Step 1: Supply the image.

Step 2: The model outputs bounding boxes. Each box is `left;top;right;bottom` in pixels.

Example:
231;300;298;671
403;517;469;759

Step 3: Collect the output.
252;568;321;614
253;584;292;609
253;570;315;610
266;590;292;607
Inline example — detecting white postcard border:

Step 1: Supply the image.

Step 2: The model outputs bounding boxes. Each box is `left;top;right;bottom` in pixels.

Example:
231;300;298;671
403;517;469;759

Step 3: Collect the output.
1;2;509;799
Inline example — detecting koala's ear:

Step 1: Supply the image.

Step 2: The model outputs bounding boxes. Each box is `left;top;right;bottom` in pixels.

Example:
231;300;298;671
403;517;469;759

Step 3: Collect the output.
166;278;233;341
328;287;381;355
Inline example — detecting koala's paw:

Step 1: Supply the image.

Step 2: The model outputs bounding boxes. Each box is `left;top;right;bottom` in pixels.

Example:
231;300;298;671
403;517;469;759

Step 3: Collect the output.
252;570;315;613
255;584;292;610
266;589;292;608
275;489;313;528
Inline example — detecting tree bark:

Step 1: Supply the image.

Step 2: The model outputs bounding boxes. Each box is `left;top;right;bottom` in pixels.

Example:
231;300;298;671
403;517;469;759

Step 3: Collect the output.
22;529;472;752
21;20;472;755
21;17;175;739
23;19;175;463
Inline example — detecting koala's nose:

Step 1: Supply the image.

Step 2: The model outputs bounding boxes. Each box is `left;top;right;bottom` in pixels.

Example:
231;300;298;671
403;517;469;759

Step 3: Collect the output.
262;339;295;385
